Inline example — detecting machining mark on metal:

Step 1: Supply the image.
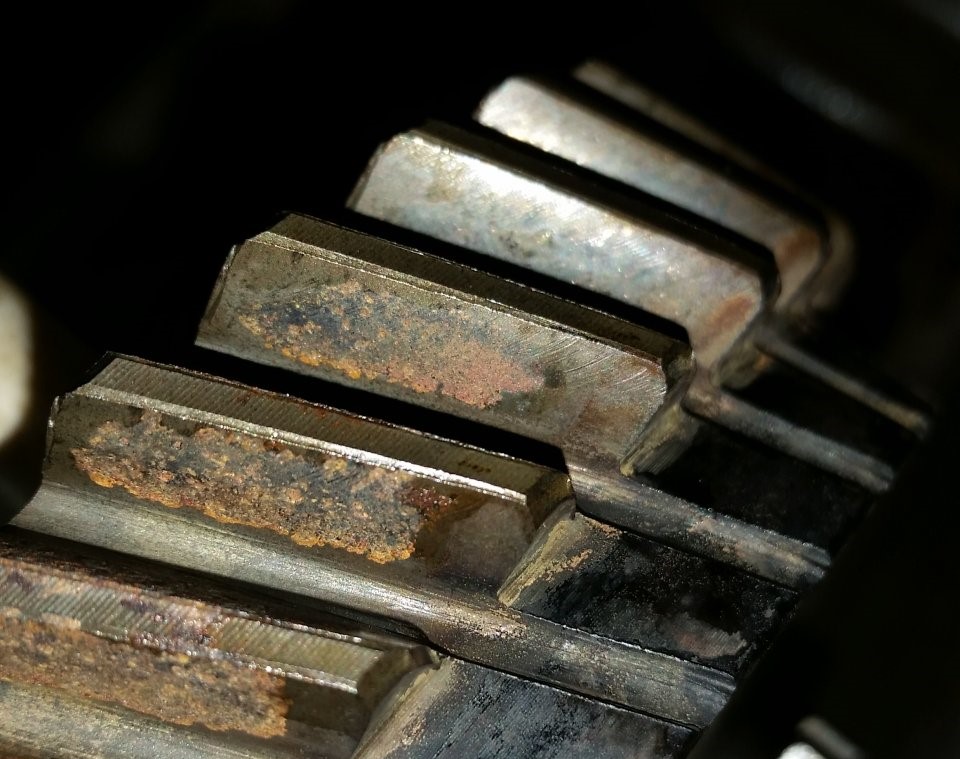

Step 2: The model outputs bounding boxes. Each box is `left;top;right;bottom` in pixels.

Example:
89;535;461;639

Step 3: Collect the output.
14;358;736;727
0;540;433;748
0;612;289;738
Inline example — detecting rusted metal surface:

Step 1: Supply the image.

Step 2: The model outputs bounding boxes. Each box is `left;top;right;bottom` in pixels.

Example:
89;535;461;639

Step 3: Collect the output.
57;357;563;590
346;124;903;492
0;681;354;759
195;216;845;586
477;76;826;310
356;658;694;758
0;531;432;752
72;410;501;566
0;615;288;737
237;278;543;409
198;215;687;472
0;55;930;759
13;357;738;727
348;124;767;372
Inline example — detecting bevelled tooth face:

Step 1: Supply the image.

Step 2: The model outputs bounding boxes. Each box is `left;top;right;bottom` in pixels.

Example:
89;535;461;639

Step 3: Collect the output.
40;357;570;592
197;215;690;472
476;77;824;306
13;357;742;728
349;124;766;369
0;531;431;755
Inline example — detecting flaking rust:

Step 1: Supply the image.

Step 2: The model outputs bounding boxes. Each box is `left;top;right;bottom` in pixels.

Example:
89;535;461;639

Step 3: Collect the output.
199;217;678;472
0;614;288;737
0;558;288;738
237;278;542;410
70;409;487;564
0;539;435;749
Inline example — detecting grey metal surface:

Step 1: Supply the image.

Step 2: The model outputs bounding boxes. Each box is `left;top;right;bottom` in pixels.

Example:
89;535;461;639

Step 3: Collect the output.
346;123;895;491
0;681;355;759
570;62;926;437
197;214;687;474
477;76;824;312
573;61;773;178
0;530;433;758
12;357;739;727
196;215;831;587
349;123;766;373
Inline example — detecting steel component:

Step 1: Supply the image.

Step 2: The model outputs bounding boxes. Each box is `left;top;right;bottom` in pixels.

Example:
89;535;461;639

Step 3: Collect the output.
13;356;751;727
196;215;831;587
197;214;687;474
350;123;766;373
476;76;824;312
573;61;788;188
572;59;856;314
0;681;351;759
355;658;693;758
0;532;690;759
0;55;929;758
498;503;792;675
347;124;895;491
570;62;927;437
0;530;432;756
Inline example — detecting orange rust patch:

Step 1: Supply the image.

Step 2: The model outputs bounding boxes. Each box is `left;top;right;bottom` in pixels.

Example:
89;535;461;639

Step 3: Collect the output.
0;612;288;737
71;410;464;563
236;279;542;409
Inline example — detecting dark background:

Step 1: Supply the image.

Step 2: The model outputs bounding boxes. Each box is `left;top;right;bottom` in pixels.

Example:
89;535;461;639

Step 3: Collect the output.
3;2;960;756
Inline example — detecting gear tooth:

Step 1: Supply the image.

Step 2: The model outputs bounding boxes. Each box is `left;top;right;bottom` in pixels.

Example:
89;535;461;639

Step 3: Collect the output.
2;63;925;759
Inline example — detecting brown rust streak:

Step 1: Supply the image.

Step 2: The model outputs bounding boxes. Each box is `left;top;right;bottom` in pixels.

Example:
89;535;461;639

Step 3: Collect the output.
0;610;288;737
71;410;463;564
705;292;757;342
772;225;822;303
236;279;542;409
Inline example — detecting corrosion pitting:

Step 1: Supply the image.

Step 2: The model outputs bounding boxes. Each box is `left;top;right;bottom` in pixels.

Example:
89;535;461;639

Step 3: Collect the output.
0;610;288;738
235;278;543;409
71;409;468;563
